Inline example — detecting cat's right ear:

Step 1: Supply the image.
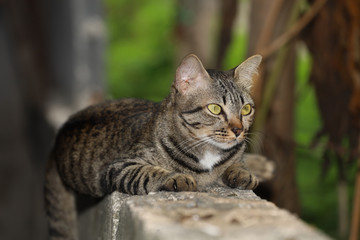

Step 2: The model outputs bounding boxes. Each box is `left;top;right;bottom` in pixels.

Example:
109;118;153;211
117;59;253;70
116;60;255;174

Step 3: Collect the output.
175;54;211;95
234;55;262;92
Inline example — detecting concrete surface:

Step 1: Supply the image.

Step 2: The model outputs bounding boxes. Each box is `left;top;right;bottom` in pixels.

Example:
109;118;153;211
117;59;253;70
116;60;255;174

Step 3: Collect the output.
79;187;331;240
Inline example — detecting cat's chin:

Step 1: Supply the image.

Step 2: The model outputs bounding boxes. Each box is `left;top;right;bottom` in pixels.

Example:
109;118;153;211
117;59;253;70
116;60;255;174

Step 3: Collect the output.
208;139;243;150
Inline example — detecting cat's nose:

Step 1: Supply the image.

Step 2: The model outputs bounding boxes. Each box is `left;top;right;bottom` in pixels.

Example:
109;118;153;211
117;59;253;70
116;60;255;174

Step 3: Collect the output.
231;127;242;137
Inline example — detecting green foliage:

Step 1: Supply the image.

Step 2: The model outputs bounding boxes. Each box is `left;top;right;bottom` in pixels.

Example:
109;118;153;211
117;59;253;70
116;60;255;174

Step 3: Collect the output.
294;46;357;239
295;46;319;145
294;46;336;235
222;32;248;69
105;0;176;101
296;146;339;237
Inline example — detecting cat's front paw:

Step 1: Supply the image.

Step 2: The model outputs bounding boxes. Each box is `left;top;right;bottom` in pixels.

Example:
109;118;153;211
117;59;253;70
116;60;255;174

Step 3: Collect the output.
222;165;259;190
161;173;197;192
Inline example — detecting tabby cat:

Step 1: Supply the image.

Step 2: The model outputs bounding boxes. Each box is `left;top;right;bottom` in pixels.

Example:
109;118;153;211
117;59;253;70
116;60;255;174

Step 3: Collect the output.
45;54;263;239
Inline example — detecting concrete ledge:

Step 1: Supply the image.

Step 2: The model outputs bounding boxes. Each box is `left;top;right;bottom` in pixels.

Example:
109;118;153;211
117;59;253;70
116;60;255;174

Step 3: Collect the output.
78;187;331;240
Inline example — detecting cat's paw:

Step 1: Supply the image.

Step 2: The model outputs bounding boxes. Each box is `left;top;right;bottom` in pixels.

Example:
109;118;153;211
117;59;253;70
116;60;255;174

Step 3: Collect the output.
161;173;197;192
222;166;259;190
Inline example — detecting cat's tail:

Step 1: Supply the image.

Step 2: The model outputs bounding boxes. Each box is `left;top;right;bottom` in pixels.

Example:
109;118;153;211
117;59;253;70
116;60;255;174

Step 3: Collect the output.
44;153;78;240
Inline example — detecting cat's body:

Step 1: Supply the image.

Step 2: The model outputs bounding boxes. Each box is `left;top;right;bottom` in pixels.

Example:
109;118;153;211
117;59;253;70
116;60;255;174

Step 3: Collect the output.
45;54;263;240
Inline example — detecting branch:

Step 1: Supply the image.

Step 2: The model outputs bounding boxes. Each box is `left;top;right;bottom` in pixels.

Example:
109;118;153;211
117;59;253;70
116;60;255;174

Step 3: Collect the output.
255;0;286;53
259;0;328;59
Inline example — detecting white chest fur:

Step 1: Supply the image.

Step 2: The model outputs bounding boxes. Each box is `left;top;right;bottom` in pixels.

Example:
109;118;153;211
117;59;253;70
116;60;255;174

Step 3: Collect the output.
200;152;221;170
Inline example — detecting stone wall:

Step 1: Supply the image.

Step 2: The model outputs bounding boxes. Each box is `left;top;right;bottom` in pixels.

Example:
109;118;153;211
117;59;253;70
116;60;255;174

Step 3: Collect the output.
78;187;331;240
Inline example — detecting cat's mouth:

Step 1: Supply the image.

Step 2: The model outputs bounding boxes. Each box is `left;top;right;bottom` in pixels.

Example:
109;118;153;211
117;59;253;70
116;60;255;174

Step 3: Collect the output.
209;135;245;150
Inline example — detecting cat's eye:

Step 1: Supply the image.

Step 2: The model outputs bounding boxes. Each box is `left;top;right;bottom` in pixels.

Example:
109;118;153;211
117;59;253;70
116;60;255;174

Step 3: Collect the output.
207;104;222;115
241;104;252;116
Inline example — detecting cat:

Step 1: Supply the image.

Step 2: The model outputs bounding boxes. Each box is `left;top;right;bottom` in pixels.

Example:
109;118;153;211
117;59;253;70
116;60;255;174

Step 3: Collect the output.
44;54;264;240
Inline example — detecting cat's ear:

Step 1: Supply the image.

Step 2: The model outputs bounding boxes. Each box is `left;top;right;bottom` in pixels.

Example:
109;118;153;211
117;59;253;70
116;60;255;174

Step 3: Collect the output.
175;54;211;95
234;55;262;92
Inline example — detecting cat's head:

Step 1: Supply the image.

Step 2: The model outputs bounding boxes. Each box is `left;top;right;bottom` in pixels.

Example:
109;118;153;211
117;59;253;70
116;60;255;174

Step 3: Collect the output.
170;54;262;150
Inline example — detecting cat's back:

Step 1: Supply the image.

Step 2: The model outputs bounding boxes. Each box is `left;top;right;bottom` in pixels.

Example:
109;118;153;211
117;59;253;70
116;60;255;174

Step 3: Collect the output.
67;98;159;123
53;98;160;154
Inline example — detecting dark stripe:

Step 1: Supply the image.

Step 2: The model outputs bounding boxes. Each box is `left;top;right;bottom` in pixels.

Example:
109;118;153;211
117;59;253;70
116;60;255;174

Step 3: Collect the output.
133;169;146;194
240;95;244;105
214;142;244;168
160;139;208;173
245;174;253;189
127;166;143;194
188;122;201;128
100;167;109;193
229;82;239;104
108;162;138;193
108;167;117;192
173;178;178;191
181;106;203;114
228;91;235;104
221;142;242;153
179;114;201;129
143;176;150;194
151;170;158;178
119;171;131;193
78;133;93;193
89;164;99;194
68;145;80;190
169;137;199;163
229;81;237;91
222;96;227;105
203;118;220;125
222;110;228;122
181;122;193;134
254;178;259;188
217;79;228;95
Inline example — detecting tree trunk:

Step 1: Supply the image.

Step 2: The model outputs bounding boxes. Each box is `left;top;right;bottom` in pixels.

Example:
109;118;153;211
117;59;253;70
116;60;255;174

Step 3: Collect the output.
215;0;238;69
0;1;52;239
175;0;219;67
247;0;300;214
301;0;360;237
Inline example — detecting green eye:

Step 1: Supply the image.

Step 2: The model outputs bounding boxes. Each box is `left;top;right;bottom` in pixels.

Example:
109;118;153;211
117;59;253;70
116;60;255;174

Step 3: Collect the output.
241;104;252;116
207;104;222;115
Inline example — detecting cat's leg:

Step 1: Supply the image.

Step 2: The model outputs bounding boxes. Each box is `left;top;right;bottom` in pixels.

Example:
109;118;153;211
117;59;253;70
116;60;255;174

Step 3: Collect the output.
222;162;259;190
102;160;197;195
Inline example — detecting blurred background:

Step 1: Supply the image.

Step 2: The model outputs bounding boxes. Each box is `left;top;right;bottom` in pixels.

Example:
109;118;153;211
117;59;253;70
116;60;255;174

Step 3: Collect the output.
0;0;359;239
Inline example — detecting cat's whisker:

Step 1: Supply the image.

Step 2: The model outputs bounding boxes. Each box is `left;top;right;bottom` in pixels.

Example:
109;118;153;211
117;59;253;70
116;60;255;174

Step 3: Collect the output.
244;133;263;154
244;138;257;153
188;137;212;151
246;131;264;147
244;135;257;145
172;138;198;159
246;132;264;140
172;136;212;159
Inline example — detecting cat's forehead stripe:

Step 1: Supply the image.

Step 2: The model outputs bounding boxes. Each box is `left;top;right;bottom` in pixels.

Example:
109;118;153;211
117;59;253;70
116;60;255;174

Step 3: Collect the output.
213;76;242;106
240;95;244;105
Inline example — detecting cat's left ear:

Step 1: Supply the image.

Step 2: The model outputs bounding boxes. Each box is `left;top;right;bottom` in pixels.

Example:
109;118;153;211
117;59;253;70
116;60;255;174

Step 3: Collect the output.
234;55;262;92
175;54;211;95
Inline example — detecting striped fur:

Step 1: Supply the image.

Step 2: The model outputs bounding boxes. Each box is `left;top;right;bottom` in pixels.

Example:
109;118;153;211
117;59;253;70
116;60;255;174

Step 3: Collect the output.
44;54;262;239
